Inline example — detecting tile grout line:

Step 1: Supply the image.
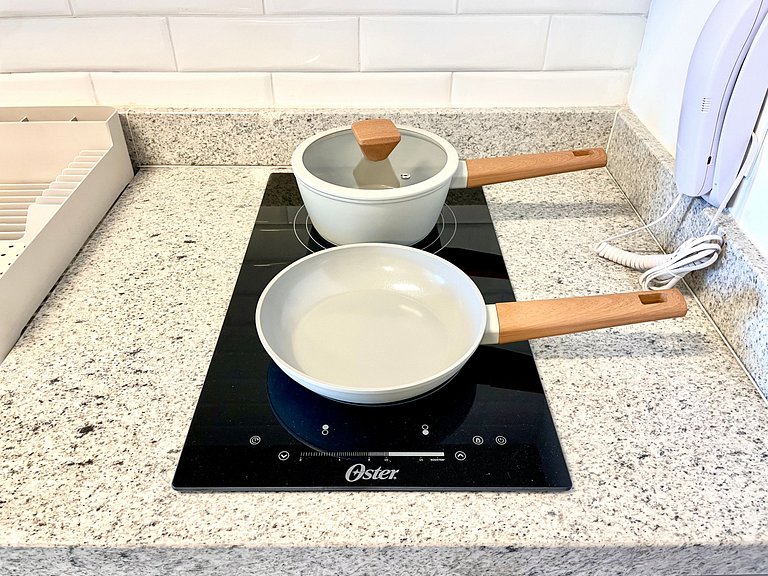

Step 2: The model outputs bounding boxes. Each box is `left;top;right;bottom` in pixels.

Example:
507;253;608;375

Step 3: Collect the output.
357;16;361;72
165;16;180;72
86;72;97;105
267;72;275;107
541;14;553;70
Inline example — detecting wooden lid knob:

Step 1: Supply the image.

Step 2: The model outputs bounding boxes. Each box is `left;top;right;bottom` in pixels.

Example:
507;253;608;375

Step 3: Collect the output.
351;119;401;161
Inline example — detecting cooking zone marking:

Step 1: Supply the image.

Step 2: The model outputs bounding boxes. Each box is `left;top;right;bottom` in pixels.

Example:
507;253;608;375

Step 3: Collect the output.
292;204;457;254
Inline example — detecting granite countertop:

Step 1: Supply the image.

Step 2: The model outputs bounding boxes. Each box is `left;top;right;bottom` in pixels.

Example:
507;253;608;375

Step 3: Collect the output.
1;164;767;575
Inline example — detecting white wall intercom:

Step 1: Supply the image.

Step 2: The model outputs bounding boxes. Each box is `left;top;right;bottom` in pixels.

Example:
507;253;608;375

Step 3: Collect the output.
675;0;767;205
597;0;768;289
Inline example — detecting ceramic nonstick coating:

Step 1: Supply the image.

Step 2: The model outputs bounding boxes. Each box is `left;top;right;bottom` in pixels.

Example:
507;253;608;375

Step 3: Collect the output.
290;122;607;245
255;244;687;405
256;244;486;404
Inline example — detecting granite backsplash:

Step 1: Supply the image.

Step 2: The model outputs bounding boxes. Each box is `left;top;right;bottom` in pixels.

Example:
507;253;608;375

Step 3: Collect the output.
117;106;767;400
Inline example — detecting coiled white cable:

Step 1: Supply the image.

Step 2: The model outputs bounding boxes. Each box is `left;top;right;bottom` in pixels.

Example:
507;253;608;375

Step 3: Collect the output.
596;132;760;290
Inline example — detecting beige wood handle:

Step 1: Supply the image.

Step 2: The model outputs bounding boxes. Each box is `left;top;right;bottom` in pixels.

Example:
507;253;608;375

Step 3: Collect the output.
495;289;687;344
351;119;401;161
465;148;607;188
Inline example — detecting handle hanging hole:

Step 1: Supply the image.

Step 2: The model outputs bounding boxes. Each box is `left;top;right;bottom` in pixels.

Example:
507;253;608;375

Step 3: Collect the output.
638;293;667;305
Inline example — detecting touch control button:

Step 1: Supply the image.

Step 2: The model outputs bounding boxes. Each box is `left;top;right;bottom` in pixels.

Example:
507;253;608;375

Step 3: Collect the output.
455;451;467;461
472;435;483;445
278;451;290;461
249;435;261;445
495;436;507;446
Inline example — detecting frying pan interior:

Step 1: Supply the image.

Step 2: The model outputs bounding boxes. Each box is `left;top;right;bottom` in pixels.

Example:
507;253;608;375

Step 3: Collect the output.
256;244;486;393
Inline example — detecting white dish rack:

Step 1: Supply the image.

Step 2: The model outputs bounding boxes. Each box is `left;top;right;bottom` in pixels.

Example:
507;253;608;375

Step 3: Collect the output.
0;106;134;363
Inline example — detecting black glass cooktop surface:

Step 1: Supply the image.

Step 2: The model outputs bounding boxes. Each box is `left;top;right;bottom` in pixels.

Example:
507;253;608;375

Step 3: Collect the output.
172;173;571;491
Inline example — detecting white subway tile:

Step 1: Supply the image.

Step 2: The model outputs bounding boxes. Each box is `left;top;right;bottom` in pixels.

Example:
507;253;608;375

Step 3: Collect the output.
272;72;451;107
169;17;358;71
458;0;650;14
451;71;630;107
264;0;455;14
0;17;176;72
70;0;263;15
0;73;96;106
91;72;273;108
361;16;548;71
0;0;71;17
545;14;646;70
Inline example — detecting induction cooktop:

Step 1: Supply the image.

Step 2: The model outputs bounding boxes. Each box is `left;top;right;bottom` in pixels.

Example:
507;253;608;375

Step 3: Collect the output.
172;173;571;491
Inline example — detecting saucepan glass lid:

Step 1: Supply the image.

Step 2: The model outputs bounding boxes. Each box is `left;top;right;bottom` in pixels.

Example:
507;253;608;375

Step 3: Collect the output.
301;128;449;190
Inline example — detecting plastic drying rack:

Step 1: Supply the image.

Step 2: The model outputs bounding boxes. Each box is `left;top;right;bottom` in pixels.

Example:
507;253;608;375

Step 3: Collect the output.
0;106;134;363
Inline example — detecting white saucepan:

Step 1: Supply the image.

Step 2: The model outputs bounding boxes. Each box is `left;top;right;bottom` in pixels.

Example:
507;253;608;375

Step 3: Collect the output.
290;120;607;246
255;244;687;405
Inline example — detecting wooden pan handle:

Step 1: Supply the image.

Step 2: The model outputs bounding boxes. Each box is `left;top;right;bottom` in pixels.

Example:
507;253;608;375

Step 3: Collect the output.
465;148;607;188
351;119;401;161
495;289;687;344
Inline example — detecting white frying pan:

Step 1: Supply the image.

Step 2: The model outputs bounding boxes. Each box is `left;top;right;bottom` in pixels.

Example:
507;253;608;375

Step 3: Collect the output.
255;244;687;405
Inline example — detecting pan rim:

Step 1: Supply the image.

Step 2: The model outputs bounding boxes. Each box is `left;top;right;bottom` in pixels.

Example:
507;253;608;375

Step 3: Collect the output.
255;243;487;402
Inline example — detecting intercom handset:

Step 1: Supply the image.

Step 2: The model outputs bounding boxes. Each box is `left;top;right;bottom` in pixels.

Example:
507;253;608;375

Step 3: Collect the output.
675;0;767;202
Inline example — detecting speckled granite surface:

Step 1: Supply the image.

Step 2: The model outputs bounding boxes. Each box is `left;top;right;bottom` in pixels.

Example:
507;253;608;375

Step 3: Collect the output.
1;165;766;575
608;109;768;401
117;106;768;405
120;108;617;167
